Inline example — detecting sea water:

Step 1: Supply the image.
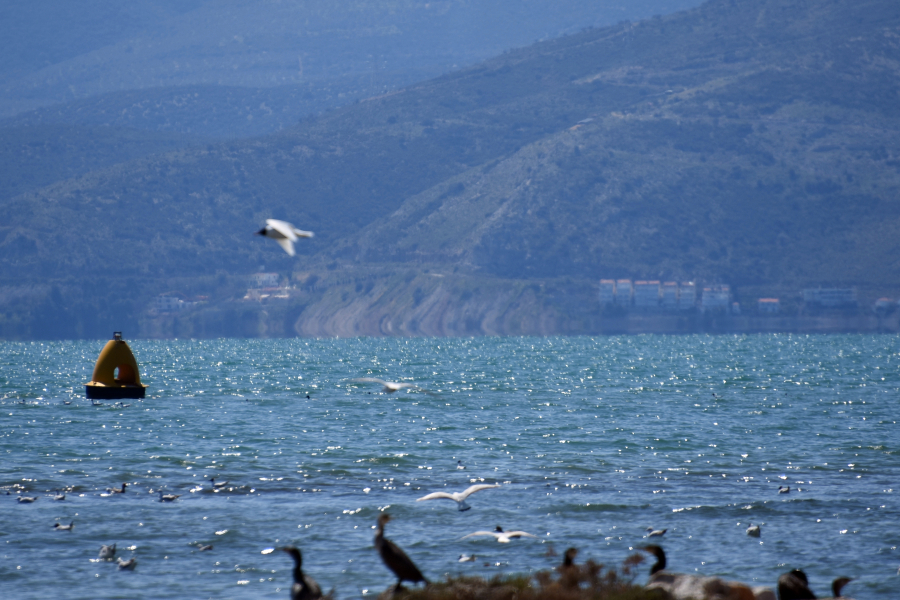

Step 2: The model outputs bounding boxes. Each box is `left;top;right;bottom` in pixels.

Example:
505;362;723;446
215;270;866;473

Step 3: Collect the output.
0;335;897;599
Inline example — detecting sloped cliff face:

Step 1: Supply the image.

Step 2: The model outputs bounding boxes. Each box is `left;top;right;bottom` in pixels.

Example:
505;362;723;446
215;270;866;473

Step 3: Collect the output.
290;273;569;337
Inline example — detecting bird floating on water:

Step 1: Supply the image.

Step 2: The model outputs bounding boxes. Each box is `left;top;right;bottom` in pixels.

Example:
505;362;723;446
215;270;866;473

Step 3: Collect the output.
117;556;137;570
159;491;181;502
279;546;323;600
461;526;538;543
54;521;74;531
458;554;476;563
456;460;465;470
210;478;229;490
99;544;117;560
256;219;313;256
107;483;127;494
778;485;791;494
374;513;428;590
17;496;37;503
746;523;761;538
351;378;427;394
198;544;213;552
646;527;667;538
416;483;500;511
53;490;65;501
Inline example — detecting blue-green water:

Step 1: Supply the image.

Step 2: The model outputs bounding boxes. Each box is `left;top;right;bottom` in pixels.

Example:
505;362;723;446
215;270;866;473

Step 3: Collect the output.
1;335;897;599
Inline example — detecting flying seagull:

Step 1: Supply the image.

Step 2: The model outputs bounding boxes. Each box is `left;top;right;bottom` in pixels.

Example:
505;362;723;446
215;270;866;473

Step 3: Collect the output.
461;526;537;543
256;219;313;256
351;378;426;394
416;484;500;511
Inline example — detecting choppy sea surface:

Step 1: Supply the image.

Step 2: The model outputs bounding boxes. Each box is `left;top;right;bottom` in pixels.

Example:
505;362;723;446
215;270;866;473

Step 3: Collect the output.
1;335;898;599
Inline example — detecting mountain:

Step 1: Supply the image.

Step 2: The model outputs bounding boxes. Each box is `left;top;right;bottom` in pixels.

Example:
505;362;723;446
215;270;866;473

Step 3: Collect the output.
0;0;700;127
2;0;900;339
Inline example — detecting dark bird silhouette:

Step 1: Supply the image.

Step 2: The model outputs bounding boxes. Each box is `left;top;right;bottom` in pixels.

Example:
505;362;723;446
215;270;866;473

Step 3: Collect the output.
831;577;852;598
641;544;666;574
556;547;580;586
280;546;322;600
374;513;428;590
107;483;127;494
777;569;816;600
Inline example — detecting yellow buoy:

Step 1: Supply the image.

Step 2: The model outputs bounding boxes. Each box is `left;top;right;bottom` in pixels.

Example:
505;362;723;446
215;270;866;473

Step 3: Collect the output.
85;332;148;399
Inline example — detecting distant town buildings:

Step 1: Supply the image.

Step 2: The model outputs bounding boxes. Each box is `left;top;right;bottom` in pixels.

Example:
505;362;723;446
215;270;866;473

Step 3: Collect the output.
243;272;290;302
599;279;701;310
701;285;731;312
598;280;880;316
758;298;780;314
802;287;858;308
250;272;280;288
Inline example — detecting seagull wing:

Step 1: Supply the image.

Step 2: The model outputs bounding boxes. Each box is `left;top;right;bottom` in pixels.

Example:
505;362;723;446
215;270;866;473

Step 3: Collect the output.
504;531;538;539
460;531;500;540
291;227;314;238
416;491;458;502
458;484;500;499
266;219;299;241
275;237;296;256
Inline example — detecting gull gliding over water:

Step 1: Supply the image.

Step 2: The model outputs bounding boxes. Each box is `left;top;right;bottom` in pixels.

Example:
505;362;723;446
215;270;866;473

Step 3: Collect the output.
256;219;313;256
461;526;537;543
416;484;500;511
351;378;428;394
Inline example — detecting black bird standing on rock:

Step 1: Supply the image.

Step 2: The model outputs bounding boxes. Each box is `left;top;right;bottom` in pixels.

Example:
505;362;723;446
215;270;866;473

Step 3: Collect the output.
777;569;816;600
831;577;852;598
280;546;322;600
374;513;428;591
641;544;667;574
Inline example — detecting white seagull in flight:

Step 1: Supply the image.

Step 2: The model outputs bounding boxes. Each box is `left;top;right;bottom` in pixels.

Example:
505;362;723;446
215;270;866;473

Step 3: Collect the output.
416;484;500;511
351;378;426;394
256;219;313;256
461;526;538;543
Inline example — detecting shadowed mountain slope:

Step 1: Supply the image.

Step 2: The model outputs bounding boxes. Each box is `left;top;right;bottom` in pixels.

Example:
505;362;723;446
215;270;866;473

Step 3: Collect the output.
2;0;899;338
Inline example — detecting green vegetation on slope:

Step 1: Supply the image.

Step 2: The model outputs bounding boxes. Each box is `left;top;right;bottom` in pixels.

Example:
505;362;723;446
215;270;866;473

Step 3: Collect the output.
2;0;899;338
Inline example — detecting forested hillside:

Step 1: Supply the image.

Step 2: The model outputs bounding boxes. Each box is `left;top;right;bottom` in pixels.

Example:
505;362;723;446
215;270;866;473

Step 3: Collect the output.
2;0;899;338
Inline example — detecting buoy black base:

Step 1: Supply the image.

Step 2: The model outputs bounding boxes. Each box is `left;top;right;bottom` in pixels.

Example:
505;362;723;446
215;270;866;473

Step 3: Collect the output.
85;385;146;400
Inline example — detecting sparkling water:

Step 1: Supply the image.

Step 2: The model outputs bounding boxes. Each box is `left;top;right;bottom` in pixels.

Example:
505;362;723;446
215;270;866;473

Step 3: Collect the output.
1;335;897;598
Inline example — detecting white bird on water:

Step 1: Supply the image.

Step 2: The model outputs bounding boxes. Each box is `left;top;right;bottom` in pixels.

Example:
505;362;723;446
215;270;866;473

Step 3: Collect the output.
351;378;427;394
256;219;313;256
117;556;137;570
416;484;500;511
159;491;181;502
17;496;37;503
746;523;761;537
54;521;74;531
646;527;667;538
210;478;229;490
461;526;538;543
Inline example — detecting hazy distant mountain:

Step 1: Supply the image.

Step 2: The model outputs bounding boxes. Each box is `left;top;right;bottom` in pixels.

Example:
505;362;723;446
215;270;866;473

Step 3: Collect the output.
0;0;700;131
2;0;899;339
